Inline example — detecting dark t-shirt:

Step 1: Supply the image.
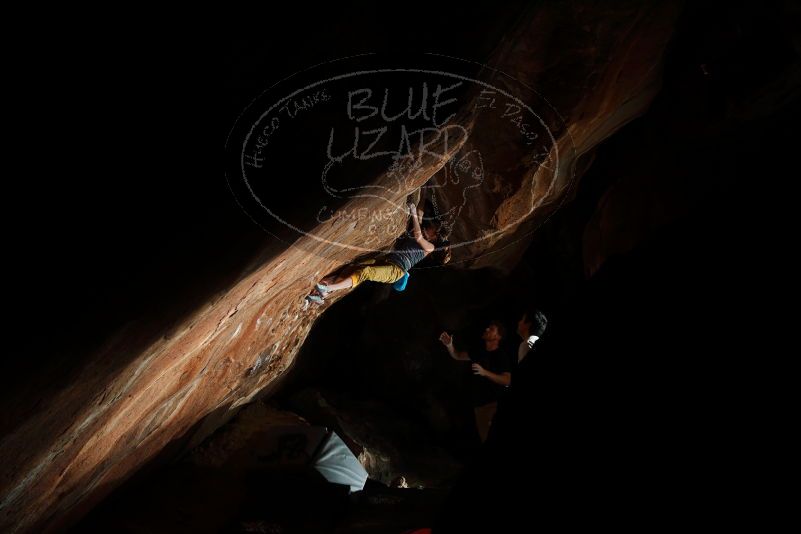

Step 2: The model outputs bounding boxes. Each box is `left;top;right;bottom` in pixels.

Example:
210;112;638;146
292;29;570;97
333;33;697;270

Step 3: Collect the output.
385;235;426;272
469;345;515;407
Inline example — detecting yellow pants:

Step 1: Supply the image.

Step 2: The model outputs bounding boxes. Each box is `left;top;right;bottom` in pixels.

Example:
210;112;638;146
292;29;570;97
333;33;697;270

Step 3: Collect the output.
350;258;406;288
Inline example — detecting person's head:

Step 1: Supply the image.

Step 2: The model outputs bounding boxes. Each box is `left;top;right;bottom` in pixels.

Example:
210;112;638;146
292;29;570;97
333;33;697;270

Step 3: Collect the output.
421;219;442;242
481;320;506;343
517;309;547;338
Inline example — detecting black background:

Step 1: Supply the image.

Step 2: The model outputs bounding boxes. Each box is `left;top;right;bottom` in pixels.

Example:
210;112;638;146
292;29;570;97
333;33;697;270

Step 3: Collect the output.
4;4;527;378
2;3;794;529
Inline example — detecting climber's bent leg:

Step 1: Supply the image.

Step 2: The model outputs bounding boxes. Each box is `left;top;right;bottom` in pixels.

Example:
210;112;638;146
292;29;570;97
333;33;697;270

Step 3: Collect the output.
350;262;405;288
315;259;402;297
320;258;376;287
319;277;353;292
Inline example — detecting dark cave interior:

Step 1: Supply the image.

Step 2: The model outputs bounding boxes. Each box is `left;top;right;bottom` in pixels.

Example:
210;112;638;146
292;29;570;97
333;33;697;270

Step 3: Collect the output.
1;2;797;533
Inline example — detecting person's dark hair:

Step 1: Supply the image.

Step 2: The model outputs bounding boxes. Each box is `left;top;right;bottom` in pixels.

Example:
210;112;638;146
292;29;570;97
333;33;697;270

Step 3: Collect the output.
421;218;441;232
488;320;507;339
524;309;548;337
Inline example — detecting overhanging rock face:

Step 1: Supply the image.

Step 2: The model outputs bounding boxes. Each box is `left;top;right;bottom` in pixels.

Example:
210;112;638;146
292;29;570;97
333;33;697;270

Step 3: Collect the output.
0;3;680;532
434;2;680;269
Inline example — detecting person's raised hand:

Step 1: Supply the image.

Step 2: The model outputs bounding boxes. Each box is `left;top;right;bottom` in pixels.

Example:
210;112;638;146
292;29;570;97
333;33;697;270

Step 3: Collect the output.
439;332;453;347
